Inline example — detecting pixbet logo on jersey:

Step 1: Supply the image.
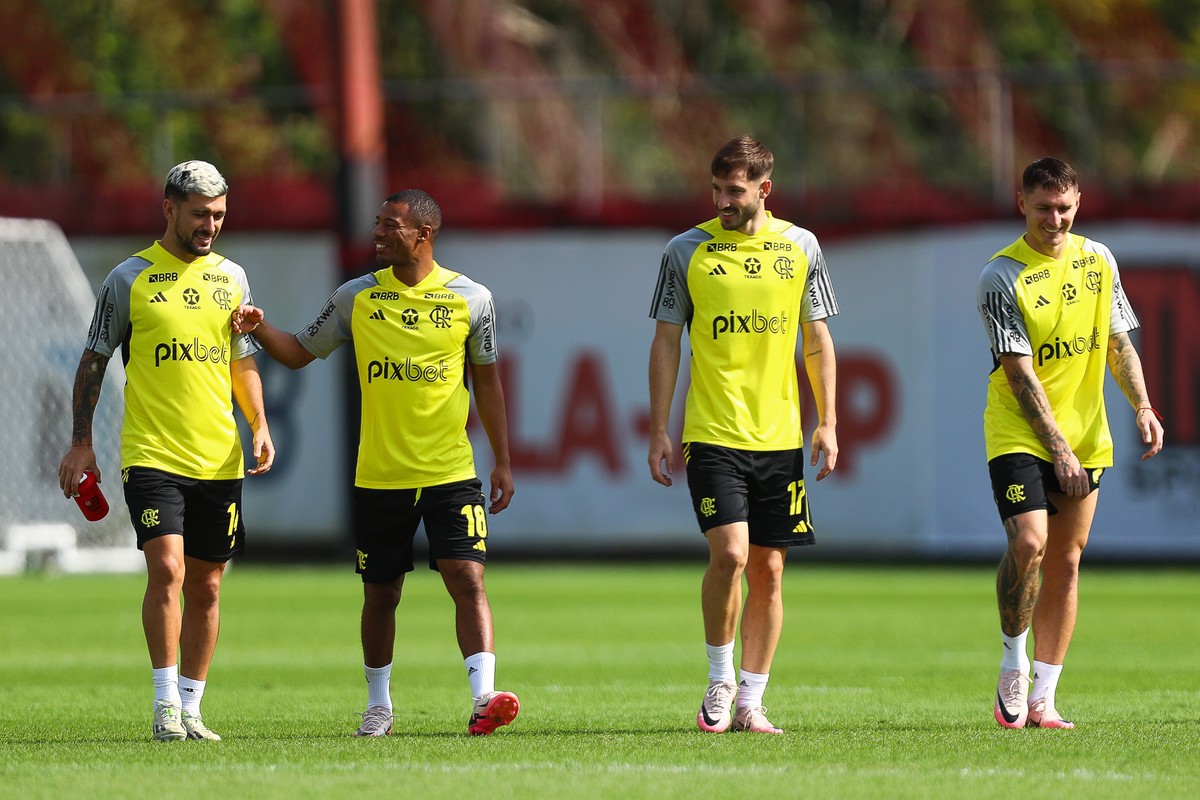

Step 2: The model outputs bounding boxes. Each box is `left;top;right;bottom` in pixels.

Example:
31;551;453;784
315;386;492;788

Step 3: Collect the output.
1035;327;1102;366
366;356;449;384
711;309;789;339
154;337;230;367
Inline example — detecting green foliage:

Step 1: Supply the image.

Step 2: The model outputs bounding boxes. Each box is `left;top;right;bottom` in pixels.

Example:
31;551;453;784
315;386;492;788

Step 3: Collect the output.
1;564;1198;799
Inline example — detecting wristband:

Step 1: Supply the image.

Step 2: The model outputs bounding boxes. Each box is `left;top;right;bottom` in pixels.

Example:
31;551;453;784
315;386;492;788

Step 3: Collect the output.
1136;406;1164;422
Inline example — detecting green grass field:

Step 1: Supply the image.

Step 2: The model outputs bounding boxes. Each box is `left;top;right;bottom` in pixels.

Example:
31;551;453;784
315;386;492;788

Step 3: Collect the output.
1;562;1197;799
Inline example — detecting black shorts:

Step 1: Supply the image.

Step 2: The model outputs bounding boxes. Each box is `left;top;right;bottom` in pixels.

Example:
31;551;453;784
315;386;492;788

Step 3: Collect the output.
988;453;1105;521
683;442;815;547
122;466;246;562
353;478;489;583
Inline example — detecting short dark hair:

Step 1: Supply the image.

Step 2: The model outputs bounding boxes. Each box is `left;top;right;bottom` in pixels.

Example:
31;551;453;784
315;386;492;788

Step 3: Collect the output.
1022;157;1079;194
711;136;774;182
385;189;442;238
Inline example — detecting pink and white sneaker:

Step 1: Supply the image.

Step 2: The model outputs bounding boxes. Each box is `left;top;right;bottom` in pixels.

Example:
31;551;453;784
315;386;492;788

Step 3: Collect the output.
731;705;783;734
994;669;1030;729
1027;698;1075;729
468;690;520;735
697;681;737;733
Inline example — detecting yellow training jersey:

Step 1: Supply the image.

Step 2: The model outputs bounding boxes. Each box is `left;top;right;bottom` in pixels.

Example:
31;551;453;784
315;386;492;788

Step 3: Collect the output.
977;232;1139;466
297;263;497;489
84;241;260;479
649;212;839;450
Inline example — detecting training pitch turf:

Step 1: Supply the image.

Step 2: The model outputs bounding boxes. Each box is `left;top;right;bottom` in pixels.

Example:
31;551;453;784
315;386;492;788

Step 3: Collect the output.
1;562;1197;798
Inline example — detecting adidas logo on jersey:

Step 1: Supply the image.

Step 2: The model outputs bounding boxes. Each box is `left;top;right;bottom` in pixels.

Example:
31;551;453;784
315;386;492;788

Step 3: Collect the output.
149;292;168;303
369;309;386;321
1035;295;1050;307
709;265;727;275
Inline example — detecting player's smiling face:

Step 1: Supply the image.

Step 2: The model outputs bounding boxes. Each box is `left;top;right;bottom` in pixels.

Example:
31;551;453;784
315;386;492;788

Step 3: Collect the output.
1019;184;1079;259
167;193;226;261
712;168;770;233
373;201;418;267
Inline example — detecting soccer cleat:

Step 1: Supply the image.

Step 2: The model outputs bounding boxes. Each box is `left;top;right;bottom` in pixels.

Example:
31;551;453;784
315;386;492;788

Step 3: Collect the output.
994;669;1031;729
731;705;783;734
1027;698;1075;729
152;700;186;742
354;705;393;737
182;710;222;741
696;680;737;733
468;690;520;735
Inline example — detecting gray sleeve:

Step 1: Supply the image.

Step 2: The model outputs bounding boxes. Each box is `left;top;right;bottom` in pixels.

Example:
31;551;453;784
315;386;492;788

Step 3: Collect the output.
226;260;262;361
648;231;698;326
296;276;373;359
84;257;141;357
977;257;1032;357
1092;242;1140;335
795;231;839;323
448;275;498;365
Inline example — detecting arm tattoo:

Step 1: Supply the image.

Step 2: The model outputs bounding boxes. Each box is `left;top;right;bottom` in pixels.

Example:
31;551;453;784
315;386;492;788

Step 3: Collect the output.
996;517;1039;635
1106;332;1150;407
1006;368;1069;457
71;350;110;445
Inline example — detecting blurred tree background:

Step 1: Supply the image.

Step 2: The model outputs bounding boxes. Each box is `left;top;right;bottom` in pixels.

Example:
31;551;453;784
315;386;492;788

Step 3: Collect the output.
4;0;1200;235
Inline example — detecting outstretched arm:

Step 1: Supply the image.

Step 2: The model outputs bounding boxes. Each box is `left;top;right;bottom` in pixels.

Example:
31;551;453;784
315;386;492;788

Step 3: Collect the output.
231;355;275;476
648;320;683;487
1000;354;1089;496
469;360;514;514
1106;331;1164;461
232;304;316;369
801;320;838;481
57;349;110;497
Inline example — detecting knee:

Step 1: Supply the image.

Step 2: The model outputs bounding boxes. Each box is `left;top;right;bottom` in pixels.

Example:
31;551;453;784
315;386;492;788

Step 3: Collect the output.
183;568;224;610
363;581;402;613
441;562;487;604
145;552;185;594
708;545;748;578
744;553;784;597
1008;530;1047;570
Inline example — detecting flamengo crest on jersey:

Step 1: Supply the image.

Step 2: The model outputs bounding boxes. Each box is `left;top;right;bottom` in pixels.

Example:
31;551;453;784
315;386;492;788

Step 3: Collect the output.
297;263;497;489
977;232;1139;467
83;241;260;479
650;212;839;450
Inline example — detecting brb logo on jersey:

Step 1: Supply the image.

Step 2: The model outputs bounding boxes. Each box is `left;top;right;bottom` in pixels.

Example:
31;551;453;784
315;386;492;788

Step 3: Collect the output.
366;356;449;384
154;337;230;367
711;309;789;339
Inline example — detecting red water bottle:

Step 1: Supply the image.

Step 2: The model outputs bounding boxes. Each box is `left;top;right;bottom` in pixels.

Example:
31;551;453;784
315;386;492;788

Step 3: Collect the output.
75;469;110;521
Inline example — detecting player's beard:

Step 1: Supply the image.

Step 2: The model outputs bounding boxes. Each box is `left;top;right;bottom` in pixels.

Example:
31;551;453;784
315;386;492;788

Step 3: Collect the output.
718;199;760;231
173;219;215;258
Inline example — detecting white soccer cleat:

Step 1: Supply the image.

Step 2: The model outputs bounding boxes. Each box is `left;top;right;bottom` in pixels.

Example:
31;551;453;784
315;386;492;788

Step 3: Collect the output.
731;705;783;734
152;700;186;742
181;710;222;740
354;705;393;737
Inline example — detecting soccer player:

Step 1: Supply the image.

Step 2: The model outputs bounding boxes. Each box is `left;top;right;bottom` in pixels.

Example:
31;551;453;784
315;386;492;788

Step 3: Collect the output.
647;136;840;734
978;157;1164;729
232;189;518;737
57;160;275;742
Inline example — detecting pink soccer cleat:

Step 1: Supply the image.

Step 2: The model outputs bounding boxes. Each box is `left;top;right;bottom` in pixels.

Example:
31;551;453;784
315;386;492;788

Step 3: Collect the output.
994;669;1031;729
468;690;520;735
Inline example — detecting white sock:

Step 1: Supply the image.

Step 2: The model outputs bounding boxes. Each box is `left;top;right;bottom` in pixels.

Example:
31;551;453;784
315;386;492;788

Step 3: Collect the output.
465;652;496;700
736;669;769;711
1000;628;1030;674
152;665;181;706
1030;660;1063;707
364;663;393;710
178;675;206;715
706;641;736;684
